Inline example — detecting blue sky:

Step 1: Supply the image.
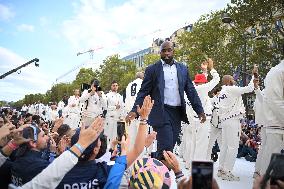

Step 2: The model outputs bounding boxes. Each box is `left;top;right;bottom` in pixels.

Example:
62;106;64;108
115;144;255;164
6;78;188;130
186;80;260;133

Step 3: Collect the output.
0;0;230;102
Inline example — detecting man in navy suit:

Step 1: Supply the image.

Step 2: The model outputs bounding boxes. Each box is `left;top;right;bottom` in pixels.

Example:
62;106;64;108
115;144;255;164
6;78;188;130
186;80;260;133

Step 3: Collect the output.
126;41;206;159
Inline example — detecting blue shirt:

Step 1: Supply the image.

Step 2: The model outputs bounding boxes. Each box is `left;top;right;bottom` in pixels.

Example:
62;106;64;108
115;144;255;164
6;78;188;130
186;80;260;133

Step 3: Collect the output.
56;160;112;189
103;155;127;189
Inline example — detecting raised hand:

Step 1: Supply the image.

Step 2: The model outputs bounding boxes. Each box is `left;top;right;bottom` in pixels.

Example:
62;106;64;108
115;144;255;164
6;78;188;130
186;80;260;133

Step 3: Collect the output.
207;58;214;70
137;95;154;120
77;116;104;149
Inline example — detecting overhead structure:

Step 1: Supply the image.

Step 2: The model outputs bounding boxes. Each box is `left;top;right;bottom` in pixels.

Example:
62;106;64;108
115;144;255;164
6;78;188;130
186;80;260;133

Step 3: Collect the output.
0;58;39;80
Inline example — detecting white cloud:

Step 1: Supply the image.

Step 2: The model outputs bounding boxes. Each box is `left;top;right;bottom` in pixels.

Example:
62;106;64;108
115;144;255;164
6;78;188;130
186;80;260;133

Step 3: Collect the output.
0;47;53;101
0;4;15;21
61;0;230;61
17;24;35;32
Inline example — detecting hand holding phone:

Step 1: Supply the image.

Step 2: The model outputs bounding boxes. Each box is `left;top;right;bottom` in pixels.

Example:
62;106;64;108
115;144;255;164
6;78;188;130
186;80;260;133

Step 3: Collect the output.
192;161;213;189
117;121;126;155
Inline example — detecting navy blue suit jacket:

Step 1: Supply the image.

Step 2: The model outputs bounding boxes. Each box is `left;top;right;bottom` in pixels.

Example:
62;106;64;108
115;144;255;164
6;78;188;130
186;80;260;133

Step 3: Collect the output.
131;60;204;127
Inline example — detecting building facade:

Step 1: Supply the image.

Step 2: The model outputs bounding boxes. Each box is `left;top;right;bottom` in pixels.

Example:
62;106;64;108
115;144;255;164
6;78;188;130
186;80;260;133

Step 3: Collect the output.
122;47;153;68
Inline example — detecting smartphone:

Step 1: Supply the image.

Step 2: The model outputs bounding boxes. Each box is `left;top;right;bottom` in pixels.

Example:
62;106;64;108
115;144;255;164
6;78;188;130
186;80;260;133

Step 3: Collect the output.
117;121;126;141
253;64;259;78
192;161;213;189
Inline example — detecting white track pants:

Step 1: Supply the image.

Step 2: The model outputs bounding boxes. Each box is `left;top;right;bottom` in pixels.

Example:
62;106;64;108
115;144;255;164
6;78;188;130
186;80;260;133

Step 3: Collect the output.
218;118;241;172
260;129;284;174
104;115;119;145
191;119;210;161
254;127;267;173
207;125;222;160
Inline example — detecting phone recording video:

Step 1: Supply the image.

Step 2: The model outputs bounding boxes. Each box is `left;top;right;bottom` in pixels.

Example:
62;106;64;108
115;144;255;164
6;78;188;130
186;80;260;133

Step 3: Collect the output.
117;121;126;155
117;121;126;141
192;161;213;189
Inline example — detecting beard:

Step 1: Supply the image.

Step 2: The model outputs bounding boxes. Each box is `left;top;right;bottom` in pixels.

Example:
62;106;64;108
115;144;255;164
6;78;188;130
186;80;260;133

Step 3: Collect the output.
161;56;173;64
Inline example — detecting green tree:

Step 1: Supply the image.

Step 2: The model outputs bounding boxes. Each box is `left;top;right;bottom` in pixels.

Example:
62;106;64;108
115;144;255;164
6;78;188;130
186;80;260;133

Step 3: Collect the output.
142;54;160;69
72;68;98;91
177;1;284;81
177;11;229;78
98;54;136;93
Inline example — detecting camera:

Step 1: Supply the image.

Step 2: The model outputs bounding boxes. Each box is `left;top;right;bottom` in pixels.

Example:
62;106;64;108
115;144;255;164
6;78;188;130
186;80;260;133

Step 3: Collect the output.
81;83;102;93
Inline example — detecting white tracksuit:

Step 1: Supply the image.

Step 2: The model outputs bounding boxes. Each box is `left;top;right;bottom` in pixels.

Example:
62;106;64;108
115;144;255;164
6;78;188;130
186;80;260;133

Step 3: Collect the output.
218;77;255;172
259;60;284;174
79;90;106;127
188;69;220;161
253;88;266;174
104;91;123;144
64;95;81;129
206;95;222;160
180;121;192;169
125;78;143;148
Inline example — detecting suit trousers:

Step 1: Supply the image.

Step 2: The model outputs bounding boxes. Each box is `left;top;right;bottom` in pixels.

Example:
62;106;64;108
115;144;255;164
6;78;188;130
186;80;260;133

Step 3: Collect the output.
153;105;182;157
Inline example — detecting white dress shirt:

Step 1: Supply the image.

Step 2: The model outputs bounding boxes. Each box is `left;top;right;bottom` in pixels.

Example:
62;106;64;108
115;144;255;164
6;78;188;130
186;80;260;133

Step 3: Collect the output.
162;59;181;106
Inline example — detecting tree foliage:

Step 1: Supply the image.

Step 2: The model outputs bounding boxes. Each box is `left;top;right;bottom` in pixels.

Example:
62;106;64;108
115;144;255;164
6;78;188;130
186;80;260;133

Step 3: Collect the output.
142;54;160;69
97;54;137;93
176;1;284;81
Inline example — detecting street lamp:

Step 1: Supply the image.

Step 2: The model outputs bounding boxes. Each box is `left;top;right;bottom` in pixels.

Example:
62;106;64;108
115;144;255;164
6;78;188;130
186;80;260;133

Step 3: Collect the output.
221;13;250;117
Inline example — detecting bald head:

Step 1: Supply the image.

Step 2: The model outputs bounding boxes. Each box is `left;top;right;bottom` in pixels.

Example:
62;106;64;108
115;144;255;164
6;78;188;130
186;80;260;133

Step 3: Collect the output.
160;41;174;52
222;75;234;86
136;72;144;79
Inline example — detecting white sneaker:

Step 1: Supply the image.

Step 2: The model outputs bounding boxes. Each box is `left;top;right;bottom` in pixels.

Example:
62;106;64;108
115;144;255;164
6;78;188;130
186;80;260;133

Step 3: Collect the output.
221;171;240;181
217;169;225;177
